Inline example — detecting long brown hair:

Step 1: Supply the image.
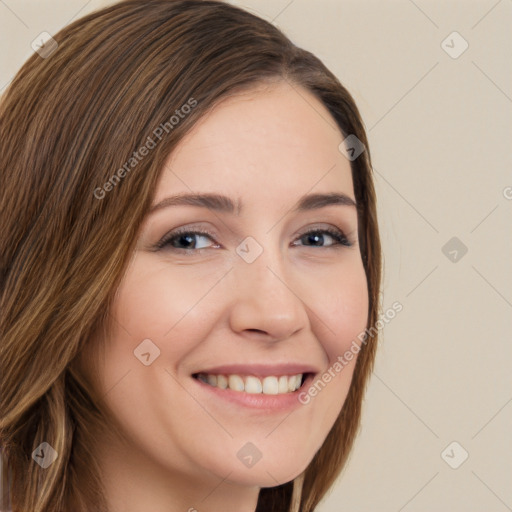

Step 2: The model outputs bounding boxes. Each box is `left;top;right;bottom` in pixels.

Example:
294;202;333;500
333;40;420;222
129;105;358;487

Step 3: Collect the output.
0;1;381;510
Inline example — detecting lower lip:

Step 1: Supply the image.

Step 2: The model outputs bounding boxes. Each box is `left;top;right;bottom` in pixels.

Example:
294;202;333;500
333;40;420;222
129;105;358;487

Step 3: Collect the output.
191;374;315;412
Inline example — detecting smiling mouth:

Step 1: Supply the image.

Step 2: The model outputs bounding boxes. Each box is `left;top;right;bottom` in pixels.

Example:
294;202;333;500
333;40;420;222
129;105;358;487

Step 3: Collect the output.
192;373;311;395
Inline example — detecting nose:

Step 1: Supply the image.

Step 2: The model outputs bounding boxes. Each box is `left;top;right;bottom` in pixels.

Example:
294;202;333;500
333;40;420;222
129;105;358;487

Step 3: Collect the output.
227;244;309;342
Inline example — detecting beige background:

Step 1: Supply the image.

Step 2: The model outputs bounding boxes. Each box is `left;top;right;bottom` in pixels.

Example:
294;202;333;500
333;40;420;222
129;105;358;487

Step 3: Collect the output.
1;0;511;510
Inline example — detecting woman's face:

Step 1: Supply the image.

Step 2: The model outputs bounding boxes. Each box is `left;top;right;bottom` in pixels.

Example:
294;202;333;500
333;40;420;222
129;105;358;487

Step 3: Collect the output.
87;81;368;491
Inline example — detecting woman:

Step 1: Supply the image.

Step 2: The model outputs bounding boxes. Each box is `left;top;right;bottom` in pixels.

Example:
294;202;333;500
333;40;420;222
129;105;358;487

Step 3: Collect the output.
0;1;381;511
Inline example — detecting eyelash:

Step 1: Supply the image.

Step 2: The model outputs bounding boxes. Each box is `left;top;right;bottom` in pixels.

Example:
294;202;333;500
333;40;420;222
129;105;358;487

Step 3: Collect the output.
154;226;353;253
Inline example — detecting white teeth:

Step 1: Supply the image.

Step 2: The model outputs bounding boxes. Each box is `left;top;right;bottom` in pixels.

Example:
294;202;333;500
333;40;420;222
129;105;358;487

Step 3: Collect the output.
288;375;298;392
262;376;279;395
196;373;304;394
228;375;244;392
216;374;228;389
278;375;289;394
245;376;263;394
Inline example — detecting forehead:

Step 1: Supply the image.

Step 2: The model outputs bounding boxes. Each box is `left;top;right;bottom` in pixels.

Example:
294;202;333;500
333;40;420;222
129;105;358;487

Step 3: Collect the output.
156;81;354;207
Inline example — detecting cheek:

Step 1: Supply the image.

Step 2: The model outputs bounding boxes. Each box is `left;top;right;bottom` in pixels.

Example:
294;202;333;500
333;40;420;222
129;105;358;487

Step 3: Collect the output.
307;258;369;362
111;258;226;344
291;258;368;434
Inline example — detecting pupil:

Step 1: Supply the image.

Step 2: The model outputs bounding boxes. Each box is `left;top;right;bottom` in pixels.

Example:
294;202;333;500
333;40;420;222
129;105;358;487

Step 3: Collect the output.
307;233;323;246
180;234;195;248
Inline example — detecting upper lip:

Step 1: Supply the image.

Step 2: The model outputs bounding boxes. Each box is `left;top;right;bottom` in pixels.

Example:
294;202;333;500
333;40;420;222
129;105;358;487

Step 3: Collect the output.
193;363;320;378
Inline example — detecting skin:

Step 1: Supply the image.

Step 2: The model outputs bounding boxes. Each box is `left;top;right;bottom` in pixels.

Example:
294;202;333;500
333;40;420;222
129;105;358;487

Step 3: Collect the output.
82;81;369;512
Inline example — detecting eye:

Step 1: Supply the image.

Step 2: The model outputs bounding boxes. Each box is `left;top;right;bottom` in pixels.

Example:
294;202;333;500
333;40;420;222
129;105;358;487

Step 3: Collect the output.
154;228;219;252
154;226;353;254
292;227;353;248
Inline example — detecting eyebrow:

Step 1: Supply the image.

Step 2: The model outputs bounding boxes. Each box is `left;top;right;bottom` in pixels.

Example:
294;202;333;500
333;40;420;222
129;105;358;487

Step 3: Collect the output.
148;191;357;215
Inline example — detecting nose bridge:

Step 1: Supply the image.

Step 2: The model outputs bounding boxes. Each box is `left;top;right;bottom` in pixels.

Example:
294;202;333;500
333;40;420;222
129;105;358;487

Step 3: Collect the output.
236;232;288;294
228;233;309;340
